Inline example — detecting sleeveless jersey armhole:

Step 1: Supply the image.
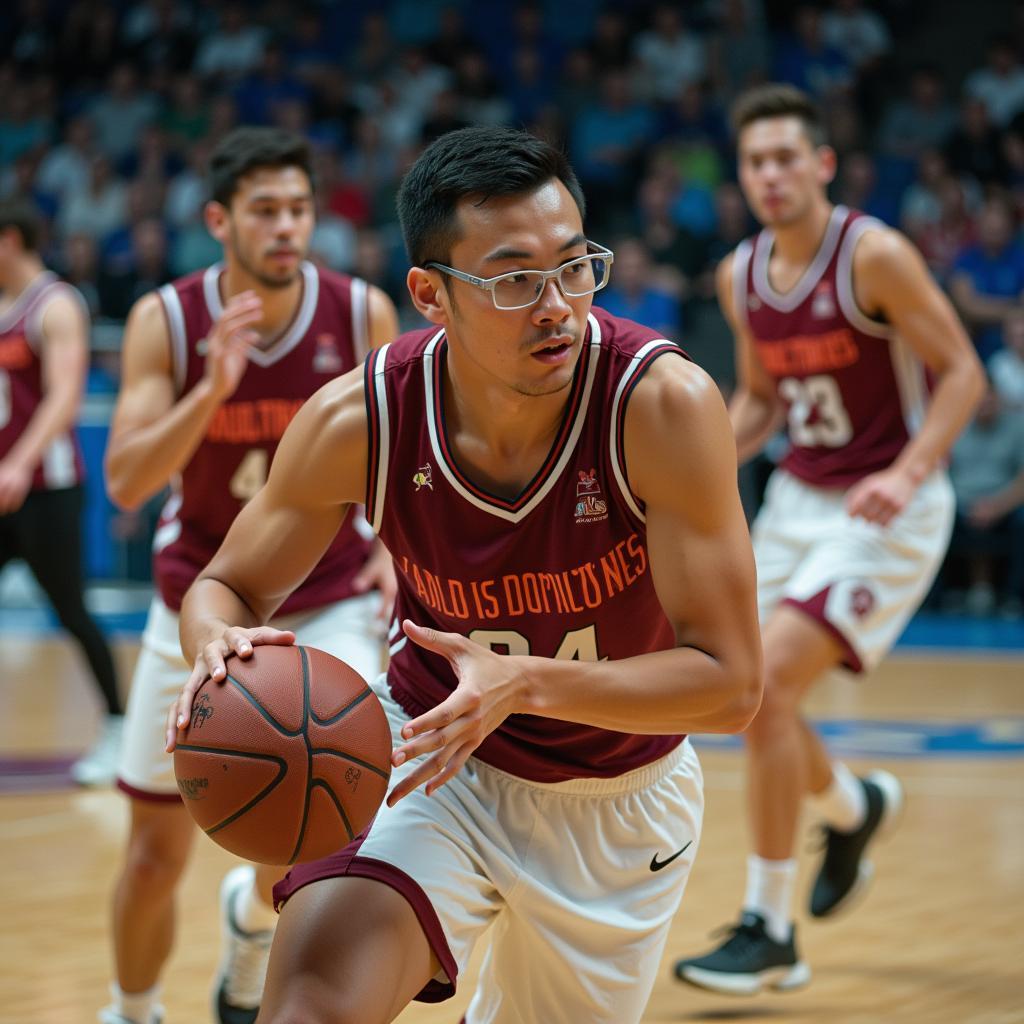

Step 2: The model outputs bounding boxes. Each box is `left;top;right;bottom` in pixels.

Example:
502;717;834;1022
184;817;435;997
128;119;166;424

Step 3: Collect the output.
363;342;391;533
609;341;690;523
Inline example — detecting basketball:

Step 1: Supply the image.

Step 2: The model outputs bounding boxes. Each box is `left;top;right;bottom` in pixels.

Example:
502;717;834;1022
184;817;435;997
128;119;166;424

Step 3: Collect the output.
173;644;392;865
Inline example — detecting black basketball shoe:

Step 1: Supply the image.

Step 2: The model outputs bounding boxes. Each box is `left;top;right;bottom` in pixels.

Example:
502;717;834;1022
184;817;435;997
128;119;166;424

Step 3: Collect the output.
809;769;904;918
673;912;811;996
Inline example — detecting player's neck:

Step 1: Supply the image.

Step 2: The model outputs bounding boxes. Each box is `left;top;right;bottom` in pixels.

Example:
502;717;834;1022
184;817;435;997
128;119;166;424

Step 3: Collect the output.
442;349;567;492
766;199;834;269
220;263;304;347
0;255;46;298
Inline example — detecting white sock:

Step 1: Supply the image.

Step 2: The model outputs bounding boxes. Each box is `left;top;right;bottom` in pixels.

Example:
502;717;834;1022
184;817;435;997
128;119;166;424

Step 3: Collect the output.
110;982;160;1024
234;869;279;933
810;762;867;833
743;854;797;944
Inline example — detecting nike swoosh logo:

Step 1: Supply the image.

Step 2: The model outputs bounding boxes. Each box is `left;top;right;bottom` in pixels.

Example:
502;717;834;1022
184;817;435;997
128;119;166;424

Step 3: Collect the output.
650;840;692;872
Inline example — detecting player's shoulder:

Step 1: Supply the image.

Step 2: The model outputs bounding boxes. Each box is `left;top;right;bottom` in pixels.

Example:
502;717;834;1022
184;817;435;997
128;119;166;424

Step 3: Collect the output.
312;262;354;296
372;321;443;371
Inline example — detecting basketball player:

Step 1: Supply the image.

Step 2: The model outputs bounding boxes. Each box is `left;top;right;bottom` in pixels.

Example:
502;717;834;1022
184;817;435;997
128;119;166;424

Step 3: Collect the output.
673;84;984;995
0;198;124;786
166;125;762;1024
101;128;398;1024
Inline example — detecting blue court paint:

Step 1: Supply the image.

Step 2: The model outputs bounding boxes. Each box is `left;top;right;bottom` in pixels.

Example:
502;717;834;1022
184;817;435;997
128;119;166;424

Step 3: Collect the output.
692;718;1024;758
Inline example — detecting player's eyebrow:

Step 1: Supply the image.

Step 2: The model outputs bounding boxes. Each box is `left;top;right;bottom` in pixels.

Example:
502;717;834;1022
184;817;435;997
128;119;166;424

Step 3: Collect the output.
482;233;587;264
247;191;313;204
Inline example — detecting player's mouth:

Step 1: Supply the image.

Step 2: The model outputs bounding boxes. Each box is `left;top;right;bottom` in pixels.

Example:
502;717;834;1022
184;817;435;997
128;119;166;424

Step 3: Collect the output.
268;249;299;264
529;333;574;364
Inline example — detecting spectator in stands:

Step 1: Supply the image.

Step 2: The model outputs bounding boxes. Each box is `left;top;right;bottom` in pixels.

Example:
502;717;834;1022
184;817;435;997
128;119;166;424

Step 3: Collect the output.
708;0;771;103
599;237;683;339
588;10;633;71
946;383;1024;616
822;0;891;73
774;5;852;101
192;2;266;84
914;174;978;281
98;217;172;319
946;96;1008;187
36;115;95;205
161;75;208;148
833;150;899;225
990;307;1024;408
87;64;160;164
59;232;101;317
949;194;1024;361
57;156;127;244
0;79;50;166
964;35;1024;130
233;43;309;127
878;66;958;163
633;5;708;104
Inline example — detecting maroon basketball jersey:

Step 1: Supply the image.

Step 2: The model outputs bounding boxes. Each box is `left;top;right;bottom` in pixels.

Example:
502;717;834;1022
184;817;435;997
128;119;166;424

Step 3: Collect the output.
734;206;929;487
0;271;87;491
365;307;687;782
153;261;373;613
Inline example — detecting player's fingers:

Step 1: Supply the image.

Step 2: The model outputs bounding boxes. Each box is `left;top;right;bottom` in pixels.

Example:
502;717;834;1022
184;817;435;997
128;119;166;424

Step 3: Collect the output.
385;753;439;806
396;688;475;744
245;626;296;648
167;662;208;748
402;619;470;664
203;639;230;681
424;742;474;797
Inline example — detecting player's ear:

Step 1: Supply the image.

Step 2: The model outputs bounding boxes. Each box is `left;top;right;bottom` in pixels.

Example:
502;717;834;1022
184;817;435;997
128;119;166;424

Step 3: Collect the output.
204;201;229;246
816;145;838;188
407;266;449;325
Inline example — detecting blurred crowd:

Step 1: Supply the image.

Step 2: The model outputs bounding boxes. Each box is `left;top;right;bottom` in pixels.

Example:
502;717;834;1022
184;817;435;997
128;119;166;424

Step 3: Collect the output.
1;0;1023;614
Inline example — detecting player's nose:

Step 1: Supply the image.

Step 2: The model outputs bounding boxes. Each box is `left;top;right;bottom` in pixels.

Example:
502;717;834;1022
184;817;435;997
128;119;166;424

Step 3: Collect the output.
532;278;572;323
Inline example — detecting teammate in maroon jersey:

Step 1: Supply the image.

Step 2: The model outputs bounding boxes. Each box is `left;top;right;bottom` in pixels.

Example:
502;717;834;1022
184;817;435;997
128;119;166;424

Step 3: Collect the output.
167;125;762;1024
674;85;984;996
0;198;124;786
100;129;398;1024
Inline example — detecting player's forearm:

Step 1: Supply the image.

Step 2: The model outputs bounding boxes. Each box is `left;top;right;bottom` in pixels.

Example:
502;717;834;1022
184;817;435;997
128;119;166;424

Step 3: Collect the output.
729;389;783;464
106;380;223;509
179;575;262;663
519;644;762;735
892;353;985;484
4;384;81;472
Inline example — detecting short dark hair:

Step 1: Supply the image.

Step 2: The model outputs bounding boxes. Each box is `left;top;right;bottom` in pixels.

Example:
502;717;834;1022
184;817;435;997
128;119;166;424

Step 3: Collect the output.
731;83;827;147
0;198;42;251
396;125;586;266
208;127;314;207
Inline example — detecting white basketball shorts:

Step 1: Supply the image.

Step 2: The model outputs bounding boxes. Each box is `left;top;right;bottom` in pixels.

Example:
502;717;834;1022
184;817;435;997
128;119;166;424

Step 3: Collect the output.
117;593;385;799
275;673;705;1024
753;468;954;672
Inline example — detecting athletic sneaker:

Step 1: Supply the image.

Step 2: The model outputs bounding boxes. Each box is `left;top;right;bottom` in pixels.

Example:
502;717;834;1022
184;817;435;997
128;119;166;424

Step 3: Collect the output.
214;866;274;1024
97;1006;163;1024
809;770;903;918
673;912;811;996
72;714;125;787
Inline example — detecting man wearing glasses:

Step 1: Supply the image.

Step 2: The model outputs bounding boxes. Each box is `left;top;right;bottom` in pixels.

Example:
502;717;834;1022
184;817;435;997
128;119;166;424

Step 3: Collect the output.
167;126;762;1024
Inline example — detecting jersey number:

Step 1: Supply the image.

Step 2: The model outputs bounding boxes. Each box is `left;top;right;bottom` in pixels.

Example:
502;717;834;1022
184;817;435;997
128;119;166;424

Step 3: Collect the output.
469;625;603;662
228;449;268;503
0;370;9;429
778;374;853;448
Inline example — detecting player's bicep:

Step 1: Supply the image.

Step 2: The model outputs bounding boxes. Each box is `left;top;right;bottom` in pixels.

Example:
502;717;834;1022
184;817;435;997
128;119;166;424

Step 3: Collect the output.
38;292;89;398
628;360;760;668
366;285;399;349
108;294;176;439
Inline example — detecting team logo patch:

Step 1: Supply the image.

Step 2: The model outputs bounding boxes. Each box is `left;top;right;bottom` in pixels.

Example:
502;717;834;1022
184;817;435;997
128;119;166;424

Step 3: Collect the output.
575;468;608;523
413;464;433;491
313;332;343;373
812;282;836;319
850;584;876;619
747;294;762;311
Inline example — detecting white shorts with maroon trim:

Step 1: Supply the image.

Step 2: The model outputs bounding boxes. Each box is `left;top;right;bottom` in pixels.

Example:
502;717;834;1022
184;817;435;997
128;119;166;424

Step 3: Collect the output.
752;468;954;672
274;674;704;1023
117;594;384;799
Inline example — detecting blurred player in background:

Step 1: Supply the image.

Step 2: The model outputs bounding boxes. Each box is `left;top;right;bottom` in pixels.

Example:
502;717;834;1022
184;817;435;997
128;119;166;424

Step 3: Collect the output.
167;125;763;1024
101;128;398;1024
0;198;124;786
674;84;984;996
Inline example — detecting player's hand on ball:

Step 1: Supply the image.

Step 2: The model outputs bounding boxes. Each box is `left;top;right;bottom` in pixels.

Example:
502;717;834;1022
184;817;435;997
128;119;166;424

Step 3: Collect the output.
386;621;529;805
165;623;296;751
844;465;919;526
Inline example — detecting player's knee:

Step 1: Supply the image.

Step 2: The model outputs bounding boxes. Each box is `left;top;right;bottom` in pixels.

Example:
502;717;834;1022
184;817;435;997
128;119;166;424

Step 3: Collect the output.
744;670;800;738
125;816;190;891
261;977;361;1024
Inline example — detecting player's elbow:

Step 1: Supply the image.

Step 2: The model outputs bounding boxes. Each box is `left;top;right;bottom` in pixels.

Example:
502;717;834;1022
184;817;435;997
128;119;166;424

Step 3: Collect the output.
104;459;147;512
720;666;763;733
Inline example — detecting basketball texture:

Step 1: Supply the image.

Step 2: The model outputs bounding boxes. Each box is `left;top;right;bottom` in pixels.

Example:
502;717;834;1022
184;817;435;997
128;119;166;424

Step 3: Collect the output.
173;644;392;865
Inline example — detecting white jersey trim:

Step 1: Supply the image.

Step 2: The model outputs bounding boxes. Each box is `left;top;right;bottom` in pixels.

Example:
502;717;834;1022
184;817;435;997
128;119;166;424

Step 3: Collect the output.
368;342;393;534
835;216;892;339
0;271;55;337
153;484;184;553
202;261;320;367
351;277;369;362
422;315;603;525
157;284;188;397
608;338;676;523
753;205;847;312
41;434;76;488
732;239;754;330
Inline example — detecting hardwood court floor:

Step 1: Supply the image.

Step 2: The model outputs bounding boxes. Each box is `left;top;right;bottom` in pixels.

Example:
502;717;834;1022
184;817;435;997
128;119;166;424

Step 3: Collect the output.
1;635;1022;1024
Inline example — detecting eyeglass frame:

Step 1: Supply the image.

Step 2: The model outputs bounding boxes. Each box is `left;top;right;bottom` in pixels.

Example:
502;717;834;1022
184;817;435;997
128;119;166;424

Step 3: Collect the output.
424;242;615;311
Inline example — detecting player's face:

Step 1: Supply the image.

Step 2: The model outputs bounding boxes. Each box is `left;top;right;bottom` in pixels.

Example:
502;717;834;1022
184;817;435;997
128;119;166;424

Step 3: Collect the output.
431;179;591;397
737;116;835;228
212;167;315;289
